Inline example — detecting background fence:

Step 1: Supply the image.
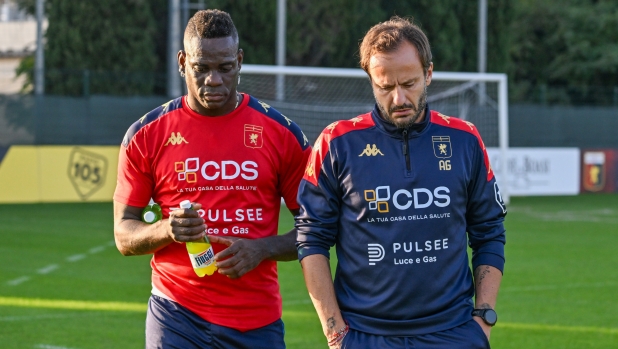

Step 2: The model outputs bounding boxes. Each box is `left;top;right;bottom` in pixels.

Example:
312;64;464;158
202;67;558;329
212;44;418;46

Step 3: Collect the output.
1;94;617;150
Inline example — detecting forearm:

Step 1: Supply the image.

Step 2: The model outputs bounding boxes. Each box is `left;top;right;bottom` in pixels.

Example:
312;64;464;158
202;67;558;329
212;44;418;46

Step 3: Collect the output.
114;218;172;256
474;264;502;309
113;201;173;256
260;228;298;261
301;254;345;338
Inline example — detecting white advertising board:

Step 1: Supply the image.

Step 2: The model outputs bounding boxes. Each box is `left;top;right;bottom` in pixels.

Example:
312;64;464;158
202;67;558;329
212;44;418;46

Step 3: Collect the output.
486;148;580;196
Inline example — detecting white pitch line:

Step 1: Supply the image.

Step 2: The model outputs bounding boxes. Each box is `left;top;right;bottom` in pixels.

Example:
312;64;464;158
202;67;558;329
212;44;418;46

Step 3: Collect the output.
0;313;83;322
66;254;85;262
7;276;30;286
5;244;113;287
107;240;116;247
37;264;59;274
35;344;79;349
88;246;105;254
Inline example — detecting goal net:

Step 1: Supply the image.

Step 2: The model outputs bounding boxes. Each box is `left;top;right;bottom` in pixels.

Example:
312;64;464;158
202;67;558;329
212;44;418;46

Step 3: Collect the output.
239;64;509;202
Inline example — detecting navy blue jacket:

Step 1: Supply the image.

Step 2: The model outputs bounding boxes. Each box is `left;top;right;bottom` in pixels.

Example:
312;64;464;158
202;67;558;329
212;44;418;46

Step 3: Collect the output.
296;105;506;336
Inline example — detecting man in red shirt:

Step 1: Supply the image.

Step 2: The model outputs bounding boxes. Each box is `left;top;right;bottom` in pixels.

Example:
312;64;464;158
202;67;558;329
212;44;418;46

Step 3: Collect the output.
113;10;310;349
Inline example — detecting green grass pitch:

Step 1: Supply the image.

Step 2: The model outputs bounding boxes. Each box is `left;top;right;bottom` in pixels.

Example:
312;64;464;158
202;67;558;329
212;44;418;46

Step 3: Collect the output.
0;195;617;348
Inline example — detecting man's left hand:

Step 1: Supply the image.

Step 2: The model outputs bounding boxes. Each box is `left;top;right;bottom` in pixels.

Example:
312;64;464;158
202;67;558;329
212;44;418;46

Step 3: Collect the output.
209;235;267;279
473;317;491;340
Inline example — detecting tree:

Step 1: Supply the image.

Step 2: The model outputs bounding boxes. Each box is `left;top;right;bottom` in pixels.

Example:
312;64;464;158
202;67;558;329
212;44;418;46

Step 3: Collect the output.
206;0;278;65
380;0;513;73
510;0;618;104
16;0;160;96
286;0;384;68
208;0;384;68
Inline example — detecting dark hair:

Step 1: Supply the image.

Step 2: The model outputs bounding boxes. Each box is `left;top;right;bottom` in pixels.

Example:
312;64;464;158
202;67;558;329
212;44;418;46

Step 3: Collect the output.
184;9;238;46
359;16;432;75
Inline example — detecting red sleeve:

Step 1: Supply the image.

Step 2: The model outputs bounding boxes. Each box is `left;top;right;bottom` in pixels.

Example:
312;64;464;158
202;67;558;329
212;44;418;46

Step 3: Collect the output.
113;136;154;207
279;134;312;211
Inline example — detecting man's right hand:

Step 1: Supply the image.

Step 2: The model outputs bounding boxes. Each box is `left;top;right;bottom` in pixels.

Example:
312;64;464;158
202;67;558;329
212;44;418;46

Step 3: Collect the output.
167;203;208;243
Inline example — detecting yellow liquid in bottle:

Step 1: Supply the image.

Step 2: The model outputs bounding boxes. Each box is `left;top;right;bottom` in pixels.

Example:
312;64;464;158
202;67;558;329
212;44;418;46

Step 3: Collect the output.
178;200;217;277
186;239;218;277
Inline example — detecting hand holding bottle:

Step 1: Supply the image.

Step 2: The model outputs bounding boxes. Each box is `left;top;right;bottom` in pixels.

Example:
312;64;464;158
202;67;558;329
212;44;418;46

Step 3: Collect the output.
179;200;218;277
167;202;208;243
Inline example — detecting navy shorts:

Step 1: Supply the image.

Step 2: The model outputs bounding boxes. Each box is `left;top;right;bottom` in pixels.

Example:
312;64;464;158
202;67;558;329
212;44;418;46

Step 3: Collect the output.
340;319;490;349
145;295;286;349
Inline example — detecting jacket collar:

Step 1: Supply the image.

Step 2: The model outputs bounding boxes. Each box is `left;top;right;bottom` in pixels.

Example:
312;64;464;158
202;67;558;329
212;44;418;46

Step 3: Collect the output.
371;104;431;138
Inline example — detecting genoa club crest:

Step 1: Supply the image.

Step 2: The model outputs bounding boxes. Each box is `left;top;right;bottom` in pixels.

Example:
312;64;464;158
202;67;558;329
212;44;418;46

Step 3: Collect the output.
583;151;605;192
244;124;263;149
432;136;452;158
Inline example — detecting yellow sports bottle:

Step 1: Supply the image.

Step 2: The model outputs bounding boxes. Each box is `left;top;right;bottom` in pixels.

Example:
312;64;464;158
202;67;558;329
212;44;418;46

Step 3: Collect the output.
180;200;218;277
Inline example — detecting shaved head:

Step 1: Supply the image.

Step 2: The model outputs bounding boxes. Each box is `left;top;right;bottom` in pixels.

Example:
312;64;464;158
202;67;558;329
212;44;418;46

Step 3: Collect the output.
184;10;239;53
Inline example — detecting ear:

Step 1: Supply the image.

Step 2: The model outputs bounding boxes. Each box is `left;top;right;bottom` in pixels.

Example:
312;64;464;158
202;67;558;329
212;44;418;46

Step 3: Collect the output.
177;50;186;70
425;62;434;86
237;48;244;71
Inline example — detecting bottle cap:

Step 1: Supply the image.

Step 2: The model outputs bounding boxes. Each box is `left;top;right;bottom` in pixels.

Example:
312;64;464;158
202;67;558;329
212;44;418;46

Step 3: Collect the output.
179;200;192;209
143;211;156;223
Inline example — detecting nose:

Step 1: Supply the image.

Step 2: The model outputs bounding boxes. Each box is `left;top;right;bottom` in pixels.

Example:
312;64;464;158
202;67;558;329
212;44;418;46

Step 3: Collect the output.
204;71;223;86
392;86;407;106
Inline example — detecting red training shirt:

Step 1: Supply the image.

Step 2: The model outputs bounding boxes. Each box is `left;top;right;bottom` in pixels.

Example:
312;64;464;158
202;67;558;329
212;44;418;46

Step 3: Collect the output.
114;94;311;331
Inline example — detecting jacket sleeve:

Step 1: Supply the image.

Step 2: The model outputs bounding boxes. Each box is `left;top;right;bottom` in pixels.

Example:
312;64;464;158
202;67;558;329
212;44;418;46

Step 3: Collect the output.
295;134;342;261
466;138;507;274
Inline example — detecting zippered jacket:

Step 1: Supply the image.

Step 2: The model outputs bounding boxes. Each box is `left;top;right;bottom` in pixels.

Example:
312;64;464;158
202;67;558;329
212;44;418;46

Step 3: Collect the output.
296;105;506;336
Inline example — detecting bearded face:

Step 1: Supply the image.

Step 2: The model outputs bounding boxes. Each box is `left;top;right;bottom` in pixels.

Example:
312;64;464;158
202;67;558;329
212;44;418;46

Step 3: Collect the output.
368;40;433;128
375;85;428;129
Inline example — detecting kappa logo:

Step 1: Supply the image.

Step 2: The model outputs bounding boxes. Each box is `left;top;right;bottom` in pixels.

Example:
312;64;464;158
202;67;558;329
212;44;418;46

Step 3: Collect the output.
305;162;315;178
140;101;173;124
282;114;292;126
438;113;450;124
359;144;384;157
326;121;339;134
494;182;507;214
258;100;271;113
367;243;385;265
350;116;363;126
165;132;188;146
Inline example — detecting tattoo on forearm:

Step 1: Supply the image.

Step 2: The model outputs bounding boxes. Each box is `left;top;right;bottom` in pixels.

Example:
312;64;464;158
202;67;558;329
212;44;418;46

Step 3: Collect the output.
475;265;491;285
479;303;492;309
327;317;336;329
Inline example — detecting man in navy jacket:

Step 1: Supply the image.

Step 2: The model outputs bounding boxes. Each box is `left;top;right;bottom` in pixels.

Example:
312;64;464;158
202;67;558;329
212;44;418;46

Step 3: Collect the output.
296;17;506;349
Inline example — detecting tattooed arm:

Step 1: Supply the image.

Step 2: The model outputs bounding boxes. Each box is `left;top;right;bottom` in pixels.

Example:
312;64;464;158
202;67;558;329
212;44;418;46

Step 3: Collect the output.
473;265;502;339
301;254;347;348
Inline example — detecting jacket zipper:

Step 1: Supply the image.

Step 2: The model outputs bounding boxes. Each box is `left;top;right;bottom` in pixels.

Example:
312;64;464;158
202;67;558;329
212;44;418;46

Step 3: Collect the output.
402;129;411;172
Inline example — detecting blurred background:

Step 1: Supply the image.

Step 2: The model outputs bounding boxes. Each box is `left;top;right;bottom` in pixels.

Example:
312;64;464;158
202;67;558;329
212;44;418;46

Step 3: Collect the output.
0;0;616;202
0;1;617;348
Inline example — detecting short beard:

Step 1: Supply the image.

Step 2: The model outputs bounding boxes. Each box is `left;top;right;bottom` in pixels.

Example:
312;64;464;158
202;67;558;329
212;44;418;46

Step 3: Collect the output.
376;85;428;129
